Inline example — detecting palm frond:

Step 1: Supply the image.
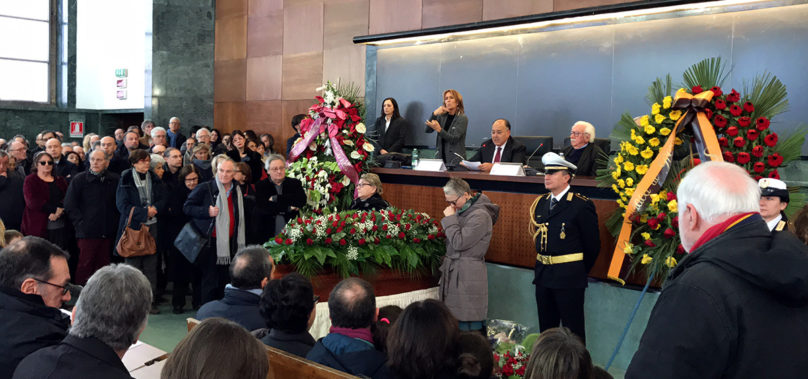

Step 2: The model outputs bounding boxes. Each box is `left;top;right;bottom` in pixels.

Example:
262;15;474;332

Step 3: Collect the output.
744;73;789;120
646;75;673;105
776;123;808;164
681;57;729;90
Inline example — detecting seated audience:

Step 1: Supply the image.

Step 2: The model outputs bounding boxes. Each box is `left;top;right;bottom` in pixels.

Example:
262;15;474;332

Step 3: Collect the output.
467;118;526;172
524;327;593;379
196;246;274;331
258;272;317;357
373;97;408;154
260;133;275;155
5;229;23;245
13;264;152;379
386;299;460;379
161;317;269;379
372;305;403;352
307;278;392;378
561;121;604;176
350;173;390;211
456;331;494;379
0;237;71;378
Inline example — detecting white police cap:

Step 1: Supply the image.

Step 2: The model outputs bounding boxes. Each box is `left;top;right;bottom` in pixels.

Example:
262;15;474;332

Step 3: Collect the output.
542;152;577;174
759;178;789;202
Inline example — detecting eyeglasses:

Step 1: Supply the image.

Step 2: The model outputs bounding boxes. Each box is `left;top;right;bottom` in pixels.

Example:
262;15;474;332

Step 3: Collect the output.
570;131;585;137
38;160;54;166
446;196;461;206
33;278;70;295
356;182;372;188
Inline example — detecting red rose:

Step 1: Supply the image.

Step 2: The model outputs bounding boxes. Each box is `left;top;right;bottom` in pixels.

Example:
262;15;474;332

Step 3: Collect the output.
710;86;723;97
691;85;703;94
704;108;713;120
733;137;745;148
767;153;783;167
405;223;411;231
753;162;765;173
382;224;388;231
729;104;743;117
398;232;406;239
372;225;378;231
336;227;343;233
340;220;346;227
756;117;770;131
325;237;332;244
768;169;780;179
332;221;338;227
275;237;283;244
751;145;764;158
714;99;727;110
737;116;751;128
713;114;727;128
676;244;685;254
747;129;759;141
754;175;762;181
764;133;778;147
657;212;666;221
428;234;435;240
672;216;679;228
743;101;755;113
647;218;659;229
306;238;314;245
285;238;293;245
297;217;304;224
667;192;676;201
326;227;332;234
693;158;702;166
726;89;741;103
644;239;656;247
736;152;751;164
663;228;676;239
723;151;735;162
358;238;366;245
374;237;380;244
349;228;356;234
339;239;346;246
413;238;420;243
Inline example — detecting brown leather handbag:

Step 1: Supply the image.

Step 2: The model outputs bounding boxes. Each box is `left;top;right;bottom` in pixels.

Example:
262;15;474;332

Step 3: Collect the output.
116;207;156;258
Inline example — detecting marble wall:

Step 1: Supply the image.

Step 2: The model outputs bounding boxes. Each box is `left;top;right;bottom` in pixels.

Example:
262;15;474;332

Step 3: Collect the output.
148;0;215;132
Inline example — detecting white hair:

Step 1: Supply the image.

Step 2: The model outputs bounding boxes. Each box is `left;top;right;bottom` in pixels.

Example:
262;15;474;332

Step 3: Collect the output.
149;153;165;169
573;121;596;142
150;126;167;138
170;116;180;123
195;128;210;139
677;161;760;224
265;154;285;171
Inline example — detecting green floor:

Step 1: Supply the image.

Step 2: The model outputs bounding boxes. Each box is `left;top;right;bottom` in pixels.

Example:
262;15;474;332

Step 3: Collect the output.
138;301;194;352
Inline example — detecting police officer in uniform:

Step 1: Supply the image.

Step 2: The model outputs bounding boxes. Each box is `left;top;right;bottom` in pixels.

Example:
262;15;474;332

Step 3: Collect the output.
758;178;789;233
530;152;600;343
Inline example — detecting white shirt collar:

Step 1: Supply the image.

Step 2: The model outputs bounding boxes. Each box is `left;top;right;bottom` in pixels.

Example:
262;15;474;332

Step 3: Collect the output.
766;214;783;231
491;140;507;163
552;185;571;202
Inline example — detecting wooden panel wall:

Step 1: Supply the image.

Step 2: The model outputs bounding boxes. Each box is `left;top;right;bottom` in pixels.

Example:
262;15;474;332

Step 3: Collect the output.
214;0;640;155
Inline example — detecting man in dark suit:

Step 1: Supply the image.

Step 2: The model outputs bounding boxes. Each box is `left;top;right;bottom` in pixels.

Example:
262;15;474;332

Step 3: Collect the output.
468;118;526;172
286;114;306;158
561;121;604;177
530;152;599;344
45;138;78;182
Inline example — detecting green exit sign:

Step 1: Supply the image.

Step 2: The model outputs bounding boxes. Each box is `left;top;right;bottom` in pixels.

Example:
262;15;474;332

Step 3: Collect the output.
115;69;128;78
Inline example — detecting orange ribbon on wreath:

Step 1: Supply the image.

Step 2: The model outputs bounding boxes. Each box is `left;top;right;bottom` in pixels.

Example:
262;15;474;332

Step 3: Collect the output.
607;90;724;283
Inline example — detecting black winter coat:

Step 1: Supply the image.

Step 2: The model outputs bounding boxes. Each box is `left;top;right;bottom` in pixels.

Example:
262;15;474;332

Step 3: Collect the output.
0;287;70;378
114;169;167;250
626;214;808;378
350;193;389;212
0;171;25;230
64;170;120;239
254;177;307;242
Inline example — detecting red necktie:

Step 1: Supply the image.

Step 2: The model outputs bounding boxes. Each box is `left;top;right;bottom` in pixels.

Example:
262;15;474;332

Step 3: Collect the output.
493;147;501;163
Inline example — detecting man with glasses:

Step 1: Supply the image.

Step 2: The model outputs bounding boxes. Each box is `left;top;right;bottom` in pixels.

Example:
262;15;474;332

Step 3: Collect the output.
64;149;120;285
561;121;604;176
255;155;306;243
0;236;72;377
8;140;30;176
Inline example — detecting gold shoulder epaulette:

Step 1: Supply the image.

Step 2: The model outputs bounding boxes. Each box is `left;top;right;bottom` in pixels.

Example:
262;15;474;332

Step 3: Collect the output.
574;193;590;201
775;220;786;232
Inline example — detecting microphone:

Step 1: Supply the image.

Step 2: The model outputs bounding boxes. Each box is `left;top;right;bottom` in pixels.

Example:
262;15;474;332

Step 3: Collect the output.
525;143;544;164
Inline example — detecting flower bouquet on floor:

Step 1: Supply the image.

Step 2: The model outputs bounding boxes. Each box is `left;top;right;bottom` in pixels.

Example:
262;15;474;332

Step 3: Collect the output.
287;81;371;213
598;57;806;282
488;319;538;379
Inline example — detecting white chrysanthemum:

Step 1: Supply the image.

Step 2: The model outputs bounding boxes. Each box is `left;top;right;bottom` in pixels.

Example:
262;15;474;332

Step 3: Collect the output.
363;220;373;229
315;226;326;237
324;90;336;105
318;169;328;178
355;123;366;134
429;225;438;234
288;228;302;240
350;150;361;159
346;246;358;261
389;224;400;236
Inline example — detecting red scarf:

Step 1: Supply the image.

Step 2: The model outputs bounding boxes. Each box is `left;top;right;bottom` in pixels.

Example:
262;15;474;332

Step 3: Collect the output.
688;212;757;252
329;326;374;344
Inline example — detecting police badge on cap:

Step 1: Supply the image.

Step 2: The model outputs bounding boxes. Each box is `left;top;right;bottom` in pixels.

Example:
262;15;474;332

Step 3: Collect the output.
542;152;577;175
759;178;789;203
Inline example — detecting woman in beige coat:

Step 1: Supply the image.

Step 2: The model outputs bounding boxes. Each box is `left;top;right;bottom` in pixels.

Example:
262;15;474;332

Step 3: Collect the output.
439;178;499;332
